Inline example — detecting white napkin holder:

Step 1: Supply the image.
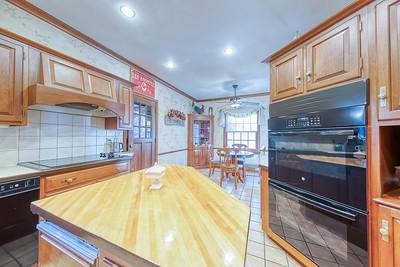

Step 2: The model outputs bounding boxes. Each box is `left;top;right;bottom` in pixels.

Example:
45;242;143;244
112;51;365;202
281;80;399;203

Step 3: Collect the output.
144;163;165;190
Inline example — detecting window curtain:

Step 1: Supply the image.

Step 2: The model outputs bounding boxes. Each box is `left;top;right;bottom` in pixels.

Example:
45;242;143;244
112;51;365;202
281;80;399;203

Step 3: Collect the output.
218;106;266;127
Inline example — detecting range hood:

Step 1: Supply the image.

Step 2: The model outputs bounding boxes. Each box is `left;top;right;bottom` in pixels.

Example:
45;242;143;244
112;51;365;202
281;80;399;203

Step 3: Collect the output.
28;84;125;116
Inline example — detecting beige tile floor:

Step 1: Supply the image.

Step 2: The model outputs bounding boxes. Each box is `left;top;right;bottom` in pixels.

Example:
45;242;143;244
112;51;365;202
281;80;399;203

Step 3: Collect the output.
0;233;37;267
199;168;301;267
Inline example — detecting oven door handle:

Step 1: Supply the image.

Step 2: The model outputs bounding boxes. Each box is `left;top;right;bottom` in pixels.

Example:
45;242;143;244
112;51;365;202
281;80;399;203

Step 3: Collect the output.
270;182;357;222
269;130;355;136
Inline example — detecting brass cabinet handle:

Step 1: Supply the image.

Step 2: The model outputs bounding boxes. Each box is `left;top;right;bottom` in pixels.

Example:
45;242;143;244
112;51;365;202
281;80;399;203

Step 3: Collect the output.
380;219;389;242
378;86;387;100
378;86;388;108
63;177;76;184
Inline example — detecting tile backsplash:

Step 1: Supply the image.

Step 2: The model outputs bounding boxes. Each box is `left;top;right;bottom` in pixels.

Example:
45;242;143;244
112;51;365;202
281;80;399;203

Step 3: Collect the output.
0;108;123;167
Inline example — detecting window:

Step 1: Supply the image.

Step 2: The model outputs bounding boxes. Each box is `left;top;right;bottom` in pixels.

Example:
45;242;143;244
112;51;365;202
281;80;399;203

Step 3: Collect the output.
225;113;258;149
133;101;153;139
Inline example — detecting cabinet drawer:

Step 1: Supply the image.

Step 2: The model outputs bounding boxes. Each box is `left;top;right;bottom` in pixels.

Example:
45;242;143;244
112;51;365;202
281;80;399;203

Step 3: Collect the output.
43;162;129;195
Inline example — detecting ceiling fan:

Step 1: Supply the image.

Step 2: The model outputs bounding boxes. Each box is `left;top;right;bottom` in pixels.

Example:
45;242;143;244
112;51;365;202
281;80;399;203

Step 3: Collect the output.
217;85;260;109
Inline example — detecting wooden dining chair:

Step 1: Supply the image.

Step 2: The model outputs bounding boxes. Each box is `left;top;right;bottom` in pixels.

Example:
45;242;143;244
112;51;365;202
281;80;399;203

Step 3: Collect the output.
220;148;241;189
232;144;247;180
208;148;222;177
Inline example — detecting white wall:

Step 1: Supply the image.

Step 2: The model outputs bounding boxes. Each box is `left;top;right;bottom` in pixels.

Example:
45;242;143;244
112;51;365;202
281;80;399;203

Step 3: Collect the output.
0;2;194;166
200;95;270;149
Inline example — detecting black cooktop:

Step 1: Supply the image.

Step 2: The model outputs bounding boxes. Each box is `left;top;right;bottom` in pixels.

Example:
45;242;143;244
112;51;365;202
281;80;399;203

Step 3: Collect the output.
19;153;131;170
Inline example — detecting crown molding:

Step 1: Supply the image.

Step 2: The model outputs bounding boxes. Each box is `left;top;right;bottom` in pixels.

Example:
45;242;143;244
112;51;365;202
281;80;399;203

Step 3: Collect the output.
197;92;269;103
263;0;373;63
6;0;196;101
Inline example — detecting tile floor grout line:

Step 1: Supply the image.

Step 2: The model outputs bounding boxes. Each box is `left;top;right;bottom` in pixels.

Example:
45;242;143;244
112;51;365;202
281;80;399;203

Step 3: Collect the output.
2;246;23;267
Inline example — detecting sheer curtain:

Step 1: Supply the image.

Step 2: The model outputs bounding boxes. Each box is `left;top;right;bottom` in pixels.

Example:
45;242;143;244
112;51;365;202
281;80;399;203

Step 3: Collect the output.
218;106;267;127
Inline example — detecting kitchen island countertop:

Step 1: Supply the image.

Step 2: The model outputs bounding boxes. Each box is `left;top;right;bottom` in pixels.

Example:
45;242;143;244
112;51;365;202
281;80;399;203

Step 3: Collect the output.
31;165;250;267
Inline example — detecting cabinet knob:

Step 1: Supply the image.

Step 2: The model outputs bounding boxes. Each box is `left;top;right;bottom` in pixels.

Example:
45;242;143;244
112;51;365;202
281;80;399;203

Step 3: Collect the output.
301;177;306;182
306;71;312;82
295;74;301;82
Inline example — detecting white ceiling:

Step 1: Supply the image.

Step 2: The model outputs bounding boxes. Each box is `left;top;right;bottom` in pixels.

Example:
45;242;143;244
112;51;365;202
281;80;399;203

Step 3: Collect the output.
28;0;352;100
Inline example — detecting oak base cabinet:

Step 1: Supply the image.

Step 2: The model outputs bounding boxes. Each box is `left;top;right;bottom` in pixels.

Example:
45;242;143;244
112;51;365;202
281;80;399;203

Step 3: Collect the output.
260;166;268;232
40;161;129;198
376;204;400;267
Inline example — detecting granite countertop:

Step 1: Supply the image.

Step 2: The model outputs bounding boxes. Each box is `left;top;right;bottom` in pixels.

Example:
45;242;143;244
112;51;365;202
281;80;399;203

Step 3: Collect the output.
31;165;250;267
0;154;133;183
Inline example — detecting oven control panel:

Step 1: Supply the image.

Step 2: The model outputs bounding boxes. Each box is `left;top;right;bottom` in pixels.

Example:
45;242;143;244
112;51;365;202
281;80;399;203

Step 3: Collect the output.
286;116;321;128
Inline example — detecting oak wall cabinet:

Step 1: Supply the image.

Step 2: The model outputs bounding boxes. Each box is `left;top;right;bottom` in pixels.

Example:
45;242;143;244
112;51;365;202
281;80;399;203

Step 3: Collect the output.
187;114;214;168
41;53;118;102
269;14;363;103
305;15;361;91
376;204;400;267
0;35;27;125
270;48;304;101
105;82;134;130
376;0;400;120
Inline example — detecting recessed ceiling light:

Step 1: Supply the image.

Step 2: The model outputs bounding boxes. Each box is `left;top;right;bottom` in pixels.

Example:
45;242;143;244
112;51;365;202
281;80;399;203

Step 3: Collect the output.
166;61;176;69
223;47;234;56
120;5;135;18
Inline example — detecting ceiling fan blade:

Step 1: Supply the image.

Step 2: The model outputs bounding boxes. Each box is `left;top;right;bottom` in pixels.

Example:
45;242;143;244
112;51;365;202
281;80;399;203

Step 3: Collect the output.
216;103;235;109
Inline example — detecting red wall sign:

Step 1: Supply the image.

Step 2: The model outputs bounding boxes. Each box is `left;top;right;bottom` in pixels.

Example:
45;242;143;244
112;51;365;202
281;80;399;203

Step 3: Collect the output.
131;70;155;98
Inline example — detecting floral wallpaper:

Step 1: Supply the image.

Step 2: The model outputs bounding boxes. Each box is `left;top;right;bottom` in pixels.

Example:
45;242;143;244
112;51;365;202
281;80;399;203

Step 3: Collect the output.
0;2;195;166
155;81;192;165
0;1;130;80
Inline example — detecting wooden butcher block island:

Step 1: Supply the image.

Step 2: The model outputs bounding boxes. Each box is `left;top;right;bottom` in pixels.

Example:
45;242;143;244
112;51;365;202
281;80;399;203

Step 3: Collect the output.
31;165;250;267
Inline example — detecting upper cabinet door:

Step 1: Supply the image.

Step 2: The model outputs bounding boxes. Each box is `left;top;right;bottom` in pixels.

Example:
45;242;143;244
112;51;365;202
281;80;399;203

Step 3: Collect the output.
270;48;303;102
305;15;361;92
42;53;87;93
376;0;400;120
0;36;25;124
86;70;117;102
117;83;133;130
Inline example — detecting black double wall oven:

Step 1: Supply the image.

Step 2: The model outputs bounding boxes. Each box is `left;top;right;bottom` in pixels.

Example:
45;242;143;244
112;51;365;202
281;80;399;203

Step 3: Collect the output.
268;81;368;267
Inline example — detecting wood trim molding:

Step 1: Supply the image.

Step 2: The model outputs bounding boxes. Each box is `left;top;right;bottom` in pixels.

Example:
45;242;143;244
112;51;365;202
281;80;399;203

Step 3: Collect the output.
197;92;269;102
6;0;196;101
158;148;188;156
263;0;373;63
